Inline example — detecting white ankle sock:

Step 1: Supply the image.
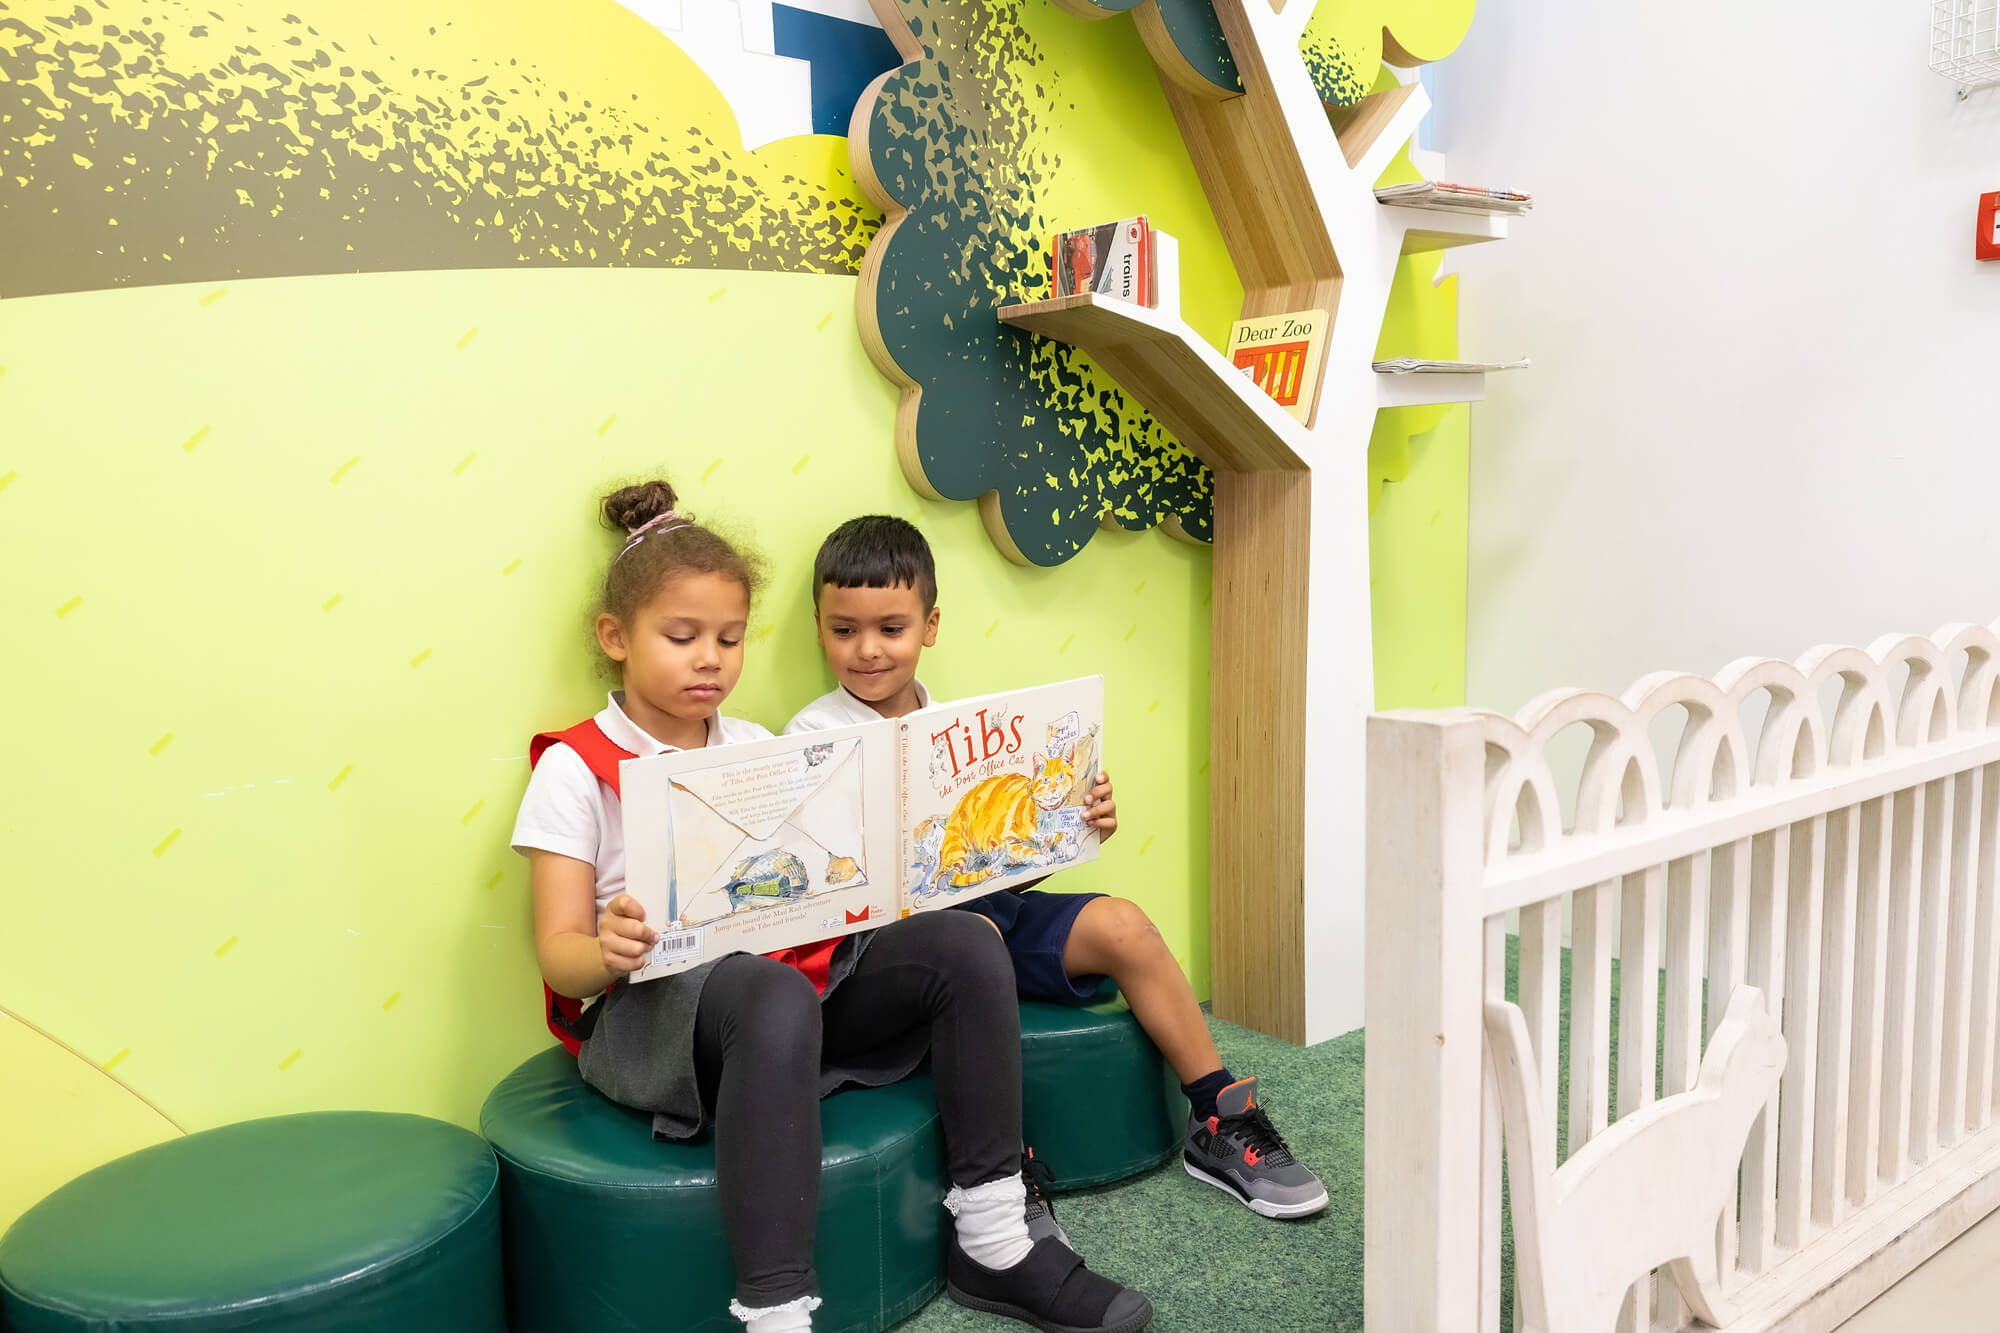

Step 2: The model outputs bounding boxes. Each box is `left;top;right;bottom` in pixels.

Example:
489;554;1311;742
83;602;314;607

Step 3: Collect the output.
944;1173;1035;1270
729;1294;819;1332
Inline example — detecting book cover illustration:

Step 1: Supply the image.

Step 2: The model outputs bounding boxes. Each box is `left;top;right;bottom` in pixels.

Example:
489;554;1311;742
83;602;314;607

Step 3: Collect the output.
902;678;1104;908
1052;216;1151;304
1225;308;1329;424
621;723;899;981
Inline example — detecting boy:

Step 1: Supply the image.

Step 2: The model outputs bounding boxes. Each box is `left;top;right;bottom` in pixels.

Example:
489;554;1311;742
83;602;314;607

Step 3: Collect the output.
784;516;1327;1220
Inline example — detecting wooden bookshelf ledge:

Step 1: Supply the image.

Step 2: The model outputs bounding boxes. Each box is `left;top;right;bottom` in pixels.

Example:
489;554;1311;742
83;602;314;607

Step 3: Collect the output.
998;293;1311;472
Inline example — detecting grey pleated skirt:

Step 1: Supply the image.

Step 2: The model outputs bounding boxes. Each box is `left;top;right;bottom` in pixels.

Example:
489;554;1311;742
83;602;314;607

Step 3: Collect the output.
575;930;931;1141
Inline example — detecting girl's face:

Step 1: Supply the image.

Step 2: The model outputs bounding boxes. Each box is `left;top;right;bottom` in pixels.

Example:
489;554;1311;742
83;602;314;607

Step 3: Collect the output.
597;571;749;747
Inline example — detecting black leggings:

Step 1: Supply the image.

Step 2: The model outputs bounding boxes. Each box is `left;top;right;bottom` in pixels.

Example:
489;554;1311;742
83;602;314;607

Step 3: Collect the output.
693;910;1023;1308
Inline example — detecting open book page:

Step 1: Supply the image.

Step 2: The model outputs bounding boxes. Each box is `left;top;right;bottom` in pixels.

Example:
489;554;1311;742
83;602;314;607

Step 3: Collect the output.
621;723;901;981
899;676;1105;912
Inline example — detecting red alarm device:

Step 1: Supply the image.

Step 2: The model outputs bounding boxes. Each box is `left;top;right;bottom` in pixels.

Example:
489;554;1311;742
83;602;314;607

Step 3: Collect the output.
1980;191;1999;262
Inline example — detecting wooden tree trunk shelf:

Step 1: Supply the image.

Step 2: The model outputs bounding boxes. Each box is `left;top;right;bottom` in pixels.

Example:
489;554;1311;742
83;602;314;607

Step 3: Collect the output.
997;294;1310;471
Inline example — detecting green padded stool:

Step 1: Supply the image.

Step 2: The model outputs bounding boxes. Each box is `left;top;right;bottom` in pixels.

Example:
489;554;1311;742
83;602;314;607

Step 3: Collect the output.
1020;988;1182;1189
481;1048;947;1333
0;1111;503;1332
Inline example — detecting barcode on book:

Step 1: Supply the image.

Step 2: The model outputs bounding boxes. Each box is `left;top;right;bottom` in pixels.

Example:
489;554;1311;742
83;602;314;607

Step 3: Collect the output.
650;929;704;966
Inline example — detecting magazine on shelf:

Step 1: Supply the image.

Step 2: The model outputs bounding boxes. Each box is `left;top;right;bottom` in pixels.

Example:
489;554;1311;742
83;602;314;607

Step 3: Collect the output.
620;677;1105;981
1374;180;1534;215
1372;356;1531;374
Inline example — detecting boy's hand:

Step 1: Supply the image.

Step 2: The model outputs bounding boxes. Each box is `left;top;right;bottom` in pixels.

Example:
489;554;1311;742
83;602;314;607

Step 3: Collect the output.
1085;770;1117;842
597;894;659;975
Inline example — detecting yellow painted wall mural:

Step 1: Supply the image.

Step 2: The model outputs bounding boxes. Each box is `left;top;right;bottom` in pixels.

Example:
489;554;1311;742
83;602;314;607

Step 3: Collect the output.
0;0;1472;1223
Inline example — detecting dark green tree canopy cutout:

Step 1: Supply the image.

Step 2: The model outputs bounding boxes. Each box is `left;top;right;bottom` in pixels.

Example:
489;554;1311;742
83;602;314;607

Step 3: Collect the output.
856;0;1214;566
1071;0;1369;105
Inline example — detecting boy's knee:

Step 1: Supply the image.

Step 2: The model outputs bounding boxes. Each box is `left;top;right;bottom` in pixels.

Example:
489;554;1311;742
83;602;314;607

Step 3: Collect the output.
1085;897;1162;961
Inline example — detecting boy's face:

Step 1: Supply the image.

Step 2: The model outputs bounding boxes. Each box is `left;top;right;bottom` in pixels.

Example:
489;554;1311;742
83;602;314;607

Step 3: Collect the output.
815;581;940;714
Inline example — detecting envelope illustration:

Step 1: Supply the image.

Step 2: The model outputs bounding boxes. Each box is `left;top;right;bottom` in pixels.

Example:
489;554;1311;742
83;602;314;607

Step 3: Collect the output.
664;736;872;927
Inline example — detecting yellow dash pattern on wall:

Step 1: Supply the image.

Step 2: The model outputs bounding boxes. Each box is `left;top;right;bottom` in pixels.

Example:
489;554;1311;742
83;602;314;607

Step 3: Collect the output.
0;471;15;494
329;456;360;485
1133;581;1146;595
702;457;724;482
1198;760;1210;776
214;936;238;958
456;327;479;350
1123;625;1137;641
198;287;227;307
328;764;353;791
985;619;999;638
461;800;485;825
754;623;776;641
453;451;478;475
817;312;833;332
152;828;182;857
502;559;522;577
278;1049;302;1072
709;287;727;303
597;414;618;436
409;648;433;668
149;732;174;756
1059;633;1074;654
180;425;210;453
1138;835;1155;856
1147;699;1159;713
382;992;402;1012
103;1048;131;1072
486;871;504;890
322;593;342;613
792;454;810;474
55;596;82;618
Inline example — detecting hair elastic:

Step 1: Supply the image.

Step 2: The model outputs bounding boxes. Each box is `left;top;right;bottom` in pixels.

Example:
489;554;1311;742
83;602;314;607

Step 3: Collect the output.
618;509;692;558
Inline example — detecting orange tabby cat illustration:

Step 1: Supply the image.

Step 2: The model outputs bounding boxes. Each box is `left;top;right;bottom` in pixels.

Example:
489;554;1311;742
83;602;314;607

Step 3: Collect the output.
911;720;1093;895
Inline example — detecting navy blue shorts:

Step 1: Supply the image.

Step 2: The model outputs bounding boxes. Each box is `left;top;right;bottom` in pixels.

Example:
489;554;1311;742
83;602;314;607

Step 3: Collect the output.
953;890;1108;1005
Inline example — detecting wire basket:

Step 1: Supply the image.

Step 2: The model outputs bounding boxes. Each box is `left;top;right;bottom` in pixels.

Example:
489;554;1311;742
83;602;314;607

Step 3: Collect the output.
1931;0;2000;90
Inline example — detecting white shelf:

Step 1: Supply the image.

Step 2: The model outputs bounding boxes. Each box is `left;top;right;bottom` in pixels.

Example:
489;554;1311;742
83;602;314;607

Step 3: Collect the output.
1375;370;1487;409
1378;204;1511;254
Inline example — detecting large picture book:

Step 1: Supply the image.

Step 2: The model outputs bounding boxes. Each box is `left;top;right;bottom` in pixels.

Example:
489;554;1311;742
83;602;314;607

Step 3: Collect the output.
621;676;1105;981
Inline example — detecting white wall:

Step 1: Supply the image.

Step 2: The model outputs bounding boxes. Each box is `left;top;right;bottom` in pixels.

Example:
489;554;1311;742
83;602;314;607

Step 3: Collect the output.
1440;0;2000;713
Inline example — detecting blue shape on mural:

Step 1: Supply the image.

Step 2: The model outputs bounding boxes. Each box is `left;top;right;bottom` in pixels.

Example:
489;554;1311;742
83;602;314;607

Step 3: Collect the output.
772;4;903;136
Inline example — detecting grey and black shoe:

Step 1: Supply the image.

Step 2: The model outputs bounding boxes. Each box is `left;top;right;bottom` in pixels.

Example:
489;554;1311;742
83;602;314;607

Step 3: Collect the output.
947;1235;1153;1333
1023;1149;1070;1247
1182;1076;1328;1219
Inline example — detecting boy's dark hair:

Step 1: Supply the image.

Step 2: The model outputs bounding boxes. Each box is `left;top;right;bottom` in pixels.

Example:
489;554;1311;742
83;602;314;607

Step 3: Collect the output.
813;515;937;610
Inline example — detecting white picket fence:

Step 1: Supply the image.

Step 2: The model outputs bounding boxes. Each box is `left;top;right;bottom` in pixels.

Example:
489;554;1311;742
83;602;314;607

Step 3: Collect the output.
1365;624;2000;1332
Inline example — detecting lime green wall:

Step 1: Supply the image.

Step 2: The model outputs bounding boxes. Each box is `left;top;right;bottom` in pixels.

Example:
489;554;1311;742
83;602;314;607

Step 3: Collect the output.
0;0;1469;1179
0;267;1213;1136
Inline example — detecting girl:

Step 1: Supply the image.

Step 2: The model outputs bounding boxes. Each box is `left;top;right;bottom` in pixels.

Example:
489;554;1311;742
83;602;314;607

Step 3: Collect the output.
510;480;1153;1333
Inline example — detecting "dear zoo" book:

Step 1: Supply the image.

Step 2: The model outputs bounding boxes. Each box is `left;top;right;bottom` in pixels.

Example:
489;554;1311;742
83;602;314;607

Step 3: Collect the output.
620;676;1104;981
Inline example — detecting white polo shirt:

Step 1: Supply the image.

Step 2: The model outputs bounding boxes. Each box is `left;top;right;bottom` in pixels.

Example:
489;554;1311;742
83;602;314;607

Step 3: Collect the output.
511;692;773;918
781;679;932;735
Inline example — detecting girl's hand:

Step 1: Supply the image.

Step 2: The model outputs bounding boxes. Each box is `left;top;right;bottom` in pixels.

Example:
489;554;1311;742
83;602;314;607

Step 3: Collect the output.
597;894;659;975
1085;770;1117;842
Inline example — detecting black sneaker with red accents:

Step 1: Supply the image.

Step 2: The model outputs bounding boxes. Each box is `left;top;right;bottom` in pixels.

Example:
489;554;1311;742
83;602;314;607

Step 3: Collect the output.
1182;1076;1328;1218
1022;1149;1070;1248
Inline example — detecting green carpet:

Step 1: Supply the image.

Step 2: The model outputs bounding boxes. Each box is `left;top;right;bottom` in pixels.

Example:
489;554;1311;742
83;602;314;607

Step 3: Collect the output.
895;938;1667;1331
896;1010;1368;1332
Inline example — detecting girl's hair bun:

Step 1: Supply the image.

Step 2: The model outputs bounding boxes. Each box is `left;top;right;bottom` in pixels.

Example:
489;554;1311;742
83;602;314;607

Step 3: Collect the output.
601;479;680;535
